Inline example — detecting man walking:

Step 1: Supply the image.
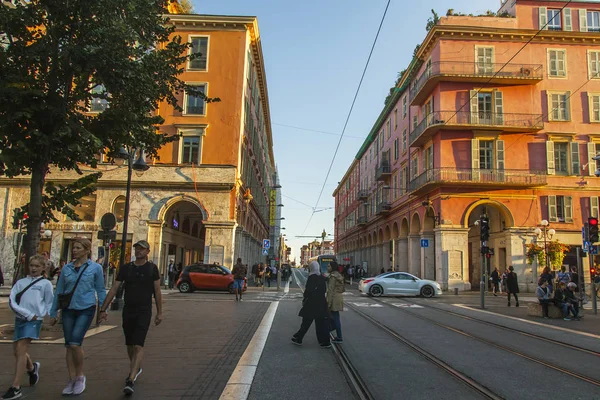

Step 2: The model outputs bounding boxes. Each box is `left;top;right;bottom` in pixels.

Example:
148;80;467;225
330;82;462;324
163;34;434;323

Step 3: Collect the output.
231;258;247;302
98;240;163;396
167;259;175;289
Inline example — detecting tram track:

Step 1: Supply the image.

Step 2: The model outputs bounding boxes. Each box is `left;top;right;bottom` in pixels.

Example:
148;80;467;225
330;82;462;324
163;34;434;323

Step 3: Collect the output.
367;297;600;388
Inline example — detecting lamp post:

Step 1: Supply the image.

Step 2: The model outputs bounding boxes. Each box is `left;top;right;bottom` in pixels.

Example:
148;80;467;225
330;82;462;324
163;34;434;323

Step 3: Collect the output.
534;219;555;276
111;147;149;311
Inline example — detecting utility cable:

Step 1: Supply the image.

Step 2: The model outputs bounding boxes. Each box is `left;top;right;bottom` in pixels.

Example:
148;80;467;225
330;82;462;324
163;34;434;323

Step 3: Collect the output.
300;0;392;235
272;123;365;140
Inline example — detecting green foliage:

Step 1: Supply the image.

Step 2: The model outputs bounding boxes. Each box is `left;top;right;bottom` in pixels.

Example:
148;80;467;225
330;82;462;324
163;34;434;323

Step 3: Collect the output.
425;9;439;31
0;0;219;268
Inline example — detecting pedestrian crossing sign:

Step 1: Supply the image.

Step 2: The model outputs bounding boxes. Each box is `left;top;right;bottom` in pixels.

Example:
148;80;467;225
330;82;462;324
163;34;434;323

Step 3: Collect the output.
262;248;269;256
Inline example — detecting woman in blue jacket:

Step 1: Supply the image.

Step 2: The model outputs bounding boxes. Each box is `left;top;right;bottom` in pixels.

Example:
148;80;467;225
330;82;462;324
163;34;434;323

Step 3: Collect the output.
49;238;106;396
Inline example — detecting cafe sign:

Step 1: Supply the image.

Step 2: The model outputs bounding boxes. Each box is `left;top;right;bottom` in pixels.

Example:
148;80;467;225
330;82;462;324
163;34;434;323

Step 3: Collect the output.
46;222;100;231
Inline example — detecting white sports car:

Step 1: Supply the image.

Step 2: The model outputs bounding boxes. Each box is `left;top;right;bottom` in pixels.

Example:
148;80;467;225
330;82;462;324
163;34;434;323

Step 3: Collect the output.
358;272;442;298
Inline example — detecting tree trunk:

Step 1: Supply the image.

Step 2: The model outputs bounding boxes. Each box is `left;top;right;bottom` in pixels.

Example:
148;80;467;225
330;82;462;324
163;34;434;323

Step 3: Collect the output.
23;164;47;278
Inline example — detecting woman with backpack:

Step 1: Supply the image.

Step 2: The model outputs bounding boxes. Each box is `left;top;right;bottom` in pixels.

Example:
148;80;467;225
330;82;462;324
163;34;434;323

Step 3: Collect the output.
327;261;345;343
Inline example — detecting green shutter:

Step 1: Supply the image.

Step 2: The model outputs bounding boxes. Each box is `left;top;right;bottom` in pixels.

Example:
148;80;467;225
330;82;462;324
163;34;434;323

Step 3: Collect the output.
472;139;480;181
546;141;555;175
564;8;573;31
494;91;504;125
589;142;598;176
591;196;599;218
565;196;573;223
570;142;580;175
539;7;548;29
470;90;479;124
580;9;588;32
548;195;558;222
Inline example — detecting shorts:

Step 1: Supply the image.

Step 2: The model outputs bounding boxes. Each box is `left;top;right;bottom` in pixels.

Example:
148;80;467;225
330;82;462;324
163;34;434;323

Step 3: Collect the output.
62;306;96;346
123;311;152;347
233;279;245;290
13;318;43;342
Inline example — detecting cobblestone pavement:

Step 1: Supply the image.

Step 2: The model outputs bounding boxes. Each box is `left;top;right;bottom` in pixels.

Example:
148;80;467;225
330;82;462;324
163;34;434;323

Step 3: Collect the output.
0;290;272;399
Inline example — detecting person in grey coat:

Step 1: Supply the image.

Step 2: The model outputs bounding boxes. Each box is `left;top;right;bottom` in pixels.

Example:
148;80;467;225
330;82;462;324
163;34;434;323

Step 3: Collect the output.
536;280;553;319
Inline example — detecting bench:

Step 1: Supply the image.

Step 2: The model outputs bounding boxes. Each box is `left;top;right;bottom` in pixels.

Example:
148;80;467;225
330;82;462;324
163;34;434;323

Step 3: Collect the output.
526;302;563;318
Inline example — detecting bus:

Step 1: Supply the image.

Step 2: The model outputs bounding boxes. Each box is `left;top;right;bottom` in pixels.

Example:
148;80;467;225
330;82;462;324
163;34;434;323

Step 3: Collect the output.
308;255;337;275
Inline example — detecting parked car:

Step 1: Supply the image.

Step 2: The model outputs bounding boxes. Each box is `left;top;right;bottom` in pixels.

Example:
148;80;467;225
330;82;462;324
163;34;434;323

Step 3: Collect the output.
359;272;442;298
177;263;247;293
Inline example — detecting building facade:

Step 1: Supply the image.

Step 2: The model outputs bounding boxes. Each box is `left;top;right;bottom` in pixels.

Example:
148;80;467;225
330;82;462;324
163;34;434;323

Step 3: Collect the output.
0;13;278;282
300;240;335;266
334;0;600;292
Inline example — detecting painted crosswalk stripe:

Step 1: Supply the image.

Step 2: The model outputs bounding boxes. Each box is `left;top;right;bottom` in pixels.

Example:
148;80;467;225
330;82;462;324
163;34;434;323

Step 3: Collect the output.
348;302;383;308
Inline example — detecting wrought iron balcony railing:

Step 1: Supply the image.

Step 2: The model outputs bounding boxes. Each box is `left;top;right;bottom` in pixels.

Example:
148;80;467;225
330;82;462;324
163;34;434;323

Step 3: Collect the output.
375;164;392;181
376;202;392;215
357;189;369;200
357;216;368;225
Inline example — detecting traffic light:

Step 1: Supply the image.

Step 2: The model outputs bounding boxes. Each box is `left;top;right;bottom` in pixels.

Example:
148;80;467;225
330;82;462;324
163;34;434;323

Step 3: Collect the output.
591;266;596;280
480;216;490;242
589;217;599;243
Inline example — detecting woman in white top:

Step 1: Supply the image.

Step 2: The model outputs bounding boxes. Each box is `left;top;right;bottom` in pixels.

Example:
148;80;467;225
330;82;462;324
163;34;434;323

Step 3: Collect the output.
4;255;54;400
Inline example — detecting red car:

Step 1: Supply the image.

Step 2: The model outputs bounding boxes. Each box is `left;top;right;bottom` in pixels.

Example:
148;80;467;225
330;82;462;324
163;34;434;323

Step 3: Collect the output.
176;264;247;293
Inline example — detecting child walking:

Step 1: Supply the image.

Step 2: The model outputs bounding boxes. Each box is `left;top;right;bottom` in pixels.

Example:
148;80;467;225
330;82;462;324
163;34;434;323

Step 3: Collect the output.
3;255;54;400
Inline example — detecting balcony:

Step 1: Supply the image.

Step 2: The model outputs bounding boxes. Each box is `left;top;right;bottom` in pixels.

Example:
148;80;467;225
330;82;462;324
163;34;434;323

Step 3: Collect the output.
376;202;392;215
357;216;368;225
357;189;369;200
408;168;547;193
375;163;392;181
410;61;543;106
409;111;544;147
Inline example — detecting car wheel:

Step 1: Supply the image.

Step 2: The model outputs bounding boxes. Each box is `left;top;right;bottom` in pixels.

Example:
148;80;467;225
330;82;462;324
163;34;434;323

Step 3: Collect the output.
178;281;192;293
369;284;384;297
420;285;435;298
228;283;235;294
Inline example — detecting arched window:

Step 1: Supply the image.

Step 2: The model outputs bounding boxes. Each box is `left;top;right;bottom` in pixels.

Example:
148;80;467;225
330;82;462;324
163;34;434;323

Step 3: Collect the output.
182;218;191;235
112;196;126;223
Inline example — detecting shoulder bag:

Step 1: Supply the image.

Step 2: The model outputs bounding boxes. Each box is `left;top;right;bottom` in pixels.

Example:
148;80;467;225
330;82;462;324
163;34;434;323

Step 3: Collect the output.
58;263;89;310
15;277;45;305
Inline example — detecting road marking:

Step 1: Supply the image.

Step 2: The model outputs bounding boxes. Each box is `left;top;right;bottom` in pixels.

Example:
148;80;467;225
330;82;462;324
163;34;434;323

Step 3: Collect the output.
219;301;279;400
391;303;424;308
452;304;600;340
348;302;383;308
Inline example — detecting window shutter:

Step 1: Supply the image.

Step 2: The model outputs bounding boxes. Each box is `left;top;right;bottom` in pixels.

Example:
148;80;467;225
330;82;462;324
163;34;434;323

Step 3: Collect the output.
471;139;480;181
494;90;504;125
580;9;588;32
565;196;573;223
470;90;479;124
496;140;505;171
589;142;598;176
570;142;580;175
564;8;573;31
592;196;600;218
546;141;555;175
548;50;557;77
588;93;594;123
548;195;558;222
547;92;553;122
539;7;548;29
565;91;571;120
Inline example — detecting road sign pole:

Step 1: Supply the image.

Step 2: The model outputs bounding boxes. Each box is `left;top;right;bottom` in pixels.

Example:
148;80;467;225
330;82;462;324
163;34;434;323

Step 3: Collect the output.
591;254;597;315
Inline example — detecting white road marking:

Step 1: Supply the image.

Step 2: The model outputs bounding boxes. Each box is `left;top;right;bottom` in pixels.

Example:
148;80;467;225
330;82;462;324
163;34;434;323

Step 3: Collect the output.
452;304;600;340
348;302;383;308
391;303;424;308
219;301;279;400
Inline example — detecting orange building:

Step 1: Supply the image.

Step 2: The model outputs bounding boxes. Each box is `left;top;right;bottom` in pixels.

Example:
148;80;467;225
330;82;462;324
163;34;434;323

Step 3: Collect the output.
0;13;277;281
334;0;600;292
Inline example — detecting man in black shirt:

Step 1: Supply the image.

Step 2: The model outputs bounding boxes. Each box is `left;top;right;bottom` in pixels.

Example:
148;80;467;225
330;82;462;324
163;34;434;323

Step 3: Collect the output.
98;240;162;396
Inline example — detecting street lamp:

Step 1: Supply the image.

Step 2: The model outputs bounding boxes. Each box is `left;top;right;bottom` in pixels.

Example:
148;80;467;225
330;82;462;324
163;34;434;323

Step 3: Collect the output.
111;147;149;310
534;219;556;274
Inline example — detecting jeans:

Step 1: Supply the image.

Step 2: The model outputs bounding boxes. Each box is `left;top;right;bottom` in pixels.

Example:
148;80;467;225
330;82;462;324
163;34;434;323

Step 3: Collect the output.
507;293;519;305
293;316;330;345
570;302;580;317
555;302;569;317
539;299;553;317
62;306;96;346
330;311;342;340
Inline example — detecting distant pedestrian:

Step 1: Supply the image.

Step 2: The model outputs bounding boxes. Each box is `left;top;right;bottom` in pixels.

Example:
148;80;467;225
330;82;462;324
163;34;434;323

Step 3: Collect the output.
327;262;344;343
539;266;553;292
505;265;519;307
536;280;553;319
291;261;331;348
231;258;247;302
251;264;258;285
3;255;53;400
565;282;581;320
256;263;264;287
49;238;106;396
556;265;570;285
553;281;573;321
380;267;385;275
167;259;175;289
569;266;579;292
346;265;354;285
500;269;507;293
98;240;162;396
490;267;500;296
265;267;272;287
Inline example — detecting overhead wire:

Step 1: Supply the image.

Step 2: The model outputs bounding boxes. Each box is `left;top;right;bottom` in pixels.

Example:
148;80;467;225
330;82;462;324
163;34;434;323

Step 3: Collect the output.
300;0;392;235
272;123;366;140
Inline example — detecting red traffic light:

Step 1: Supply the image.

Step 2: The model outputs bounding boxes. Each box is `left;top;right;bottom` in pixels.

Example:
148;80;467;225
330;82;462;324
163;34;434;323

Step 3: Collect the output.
590;217;599;227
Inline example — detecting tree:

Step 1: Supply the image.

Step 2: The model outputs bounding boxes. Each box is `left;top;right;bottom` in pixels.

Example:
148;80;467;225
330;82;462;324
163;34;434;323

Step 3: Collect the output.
425;9;439;31
0;0;218;273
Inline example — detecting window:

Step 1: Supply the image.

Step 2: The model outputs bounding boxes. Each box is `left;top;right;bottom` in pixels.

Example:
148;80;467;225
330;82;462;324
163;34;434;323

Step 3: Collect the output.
548;92;570;121
480;141;494;170
402;96;407;118
588;11;600;32
387;120;392;140
112;196;126;223
548;195;573;223
589;142;600;176
547;9;562;30
554;142;569;174
413;115;418;131
591;196;599;218
90;85;108;113
379;131;384;149
394;138;399;160
402;129;407;152
547;49;567;77
179;128;206;165
475;46;494;74
546;140;580;175
189;36;209;70
410;155;419;180
589;93;600;122
469;90;503;125
588;51;600;79
394;108;398;128
184;84;207;115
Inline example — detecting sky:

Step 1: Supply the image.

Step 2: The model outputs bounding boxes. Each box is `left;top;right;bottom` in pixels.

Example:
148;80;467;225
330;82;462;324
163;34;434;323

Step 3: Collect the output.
192;0;501;261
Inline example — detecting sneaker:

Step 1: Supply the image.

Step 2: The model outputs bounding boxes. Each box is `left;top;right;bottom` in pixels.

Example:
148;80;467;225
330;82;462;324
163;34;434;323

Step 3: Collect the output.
123;379;134;396
563;317;571;321
239;298;243;302
62;380;75;395
291;337;302;346
28;362;40;386
320;343;332;349
133;368;143;382
72;375;86;395
332;337;343;343
1;387;22;400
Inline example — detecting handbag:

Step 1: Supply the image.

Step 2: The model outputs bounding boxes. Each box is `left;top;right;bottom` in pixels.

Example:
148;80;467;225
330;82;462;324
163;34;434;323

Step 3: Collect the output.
15;277;45;305
58;263;89;310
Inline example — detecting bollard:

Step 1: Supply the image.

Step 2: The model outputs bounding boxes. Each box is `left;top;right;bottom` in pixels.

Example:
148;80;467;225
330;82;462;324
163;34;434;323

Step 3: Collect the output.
454;288;459;295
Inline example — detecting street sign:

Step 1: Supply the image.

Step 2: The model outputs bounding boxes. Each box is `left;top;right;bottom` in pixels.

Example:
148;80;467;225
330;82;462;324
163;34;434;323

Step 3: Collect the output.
591;245;598;255
100;213;117;231
97;230;117;240
263;239;270;249
420;239;429;248
262;248;269;256
584;241;590;252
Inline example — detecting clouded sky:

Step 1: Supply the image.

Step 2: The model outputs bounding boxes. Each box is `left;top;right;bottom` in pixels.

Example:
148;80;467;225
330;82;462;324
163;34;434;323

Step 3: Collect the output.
192;0;501;261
